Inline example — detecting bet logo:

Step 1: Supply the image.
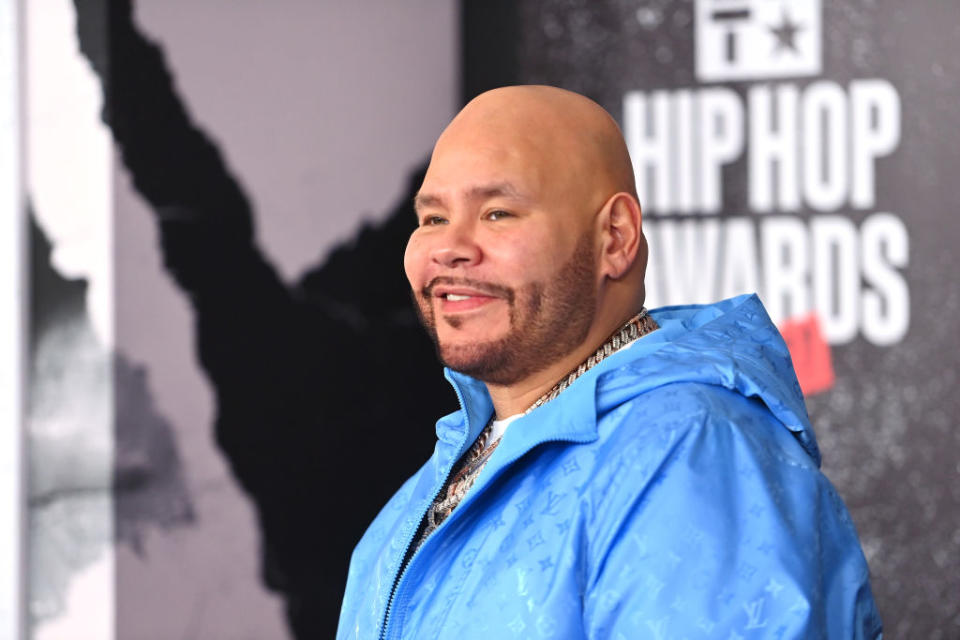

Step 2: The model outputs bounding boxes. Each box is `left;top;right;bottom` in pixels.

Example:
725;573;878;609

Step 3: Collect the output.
695;0;822;82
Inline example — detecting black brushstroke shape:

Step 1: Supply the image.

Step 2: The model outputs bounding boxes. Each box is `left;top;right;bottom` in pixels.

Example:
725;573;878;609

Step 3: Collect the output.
71;0;465;637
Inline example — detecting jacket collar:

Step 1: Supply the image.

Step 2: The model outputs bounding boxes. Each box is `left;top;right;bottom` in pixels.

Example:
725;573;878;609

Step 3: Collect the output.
437;327;673;460
433;294;821;469
438;366;599;461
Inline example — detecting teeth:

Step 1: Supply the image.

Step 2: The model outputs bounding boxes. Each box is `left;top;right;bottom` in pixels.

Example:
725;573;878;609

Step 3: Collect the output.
446;294;472;301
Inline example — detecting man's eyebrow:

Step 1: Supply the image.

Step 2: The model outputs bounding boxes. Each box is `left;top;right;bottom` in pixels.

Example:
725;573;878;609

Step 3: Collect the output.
413;192;443;212
466;182;527;202
414;182;527;212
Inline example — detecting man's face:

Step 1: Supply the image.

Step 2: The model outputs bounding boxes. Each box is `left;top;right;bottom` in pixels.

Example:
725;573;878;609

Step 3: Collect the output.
404;137;599;386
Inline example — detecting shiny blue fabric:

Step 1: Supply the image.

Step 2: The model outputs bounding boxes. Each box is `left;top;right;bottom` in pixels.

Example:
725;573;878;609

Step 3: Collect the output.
337;294;882;639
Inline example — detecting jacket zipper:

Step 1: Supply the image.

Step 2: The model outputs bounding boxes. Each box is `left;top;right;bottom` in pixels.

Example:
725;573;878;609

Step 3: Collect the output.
377;424;592;639
378;383;472;640
377;374;595;638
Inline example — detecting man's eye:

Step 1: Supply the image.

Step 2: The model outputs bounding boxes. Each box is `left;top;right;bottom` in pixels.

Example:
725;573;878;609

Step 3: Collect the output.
421;215;447;226
485;210;512;221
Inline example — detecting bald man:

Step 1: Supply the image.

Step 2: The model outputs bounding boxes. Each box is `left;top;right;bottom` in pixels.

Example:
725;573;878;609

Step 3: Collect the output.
337;87;881;639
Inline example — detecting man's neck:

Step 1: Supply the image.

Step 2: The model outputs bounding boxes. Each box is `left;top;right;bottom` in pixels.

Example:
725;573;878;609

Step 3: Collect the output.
484;309;643;419
485;365;576;420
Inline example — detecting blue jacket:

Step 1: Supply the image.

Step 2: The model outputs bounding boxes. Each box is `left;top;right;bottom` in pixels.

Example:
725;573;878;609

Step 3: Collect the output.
337;295;882;639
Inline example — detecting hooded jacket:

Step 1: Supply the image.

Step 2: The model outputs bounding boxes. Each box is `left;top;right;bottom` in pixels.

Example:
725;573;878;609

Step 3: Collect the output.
336;294;882;639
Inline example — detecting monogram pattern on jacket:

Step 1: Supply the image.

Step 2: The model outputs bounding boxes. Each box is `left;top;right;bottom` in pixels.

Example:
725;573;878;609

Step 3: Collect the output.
337;295;882;640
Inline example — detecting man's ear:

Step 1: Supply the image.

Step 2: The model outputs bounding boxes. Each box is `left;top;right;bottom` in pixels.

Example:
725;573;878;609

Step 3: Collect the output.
597;192;642;280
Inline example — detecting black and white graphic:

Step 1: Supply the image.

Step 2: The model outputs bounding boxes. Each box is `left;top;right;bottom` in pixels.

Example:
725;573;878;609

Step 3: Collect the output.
17;0;458;638
695;0;821;81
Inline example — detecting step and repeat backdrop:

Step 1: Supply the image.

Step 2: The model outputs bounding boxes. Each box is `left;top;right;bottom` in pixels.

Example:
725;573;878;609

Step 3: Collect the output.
5;1;958;639
491;1;958;636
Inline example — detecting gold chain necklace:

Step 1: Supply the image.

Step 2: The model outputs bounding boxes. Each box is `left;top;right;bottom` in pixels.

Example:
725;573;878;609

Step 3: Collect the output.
417;308;659;544
523;308;657;414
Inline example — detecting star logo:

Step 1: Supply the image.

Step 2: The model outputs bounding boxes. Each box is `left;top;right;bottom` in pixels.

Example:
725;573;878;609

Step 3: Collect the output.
695;0;822;80
765;577;785;598
526;531;546;550
770;9;803;55
507;615;526;633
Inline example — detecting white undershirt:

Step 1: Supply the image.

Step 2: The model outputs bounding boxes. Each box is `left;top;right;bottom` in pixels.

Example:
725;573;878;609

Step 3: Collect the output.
481;337;643;452
484;413;521;451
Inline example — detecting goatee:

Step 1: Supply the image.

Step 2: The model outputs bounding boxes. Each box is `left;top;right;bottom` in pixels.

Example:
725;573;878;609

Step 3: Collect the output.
412;234;597;386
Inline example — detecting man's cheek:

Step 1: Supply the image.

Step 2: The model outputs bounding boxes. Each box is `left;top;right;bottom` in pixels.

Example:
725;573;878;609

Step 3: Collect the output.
408;289;434;330
402;241;421;288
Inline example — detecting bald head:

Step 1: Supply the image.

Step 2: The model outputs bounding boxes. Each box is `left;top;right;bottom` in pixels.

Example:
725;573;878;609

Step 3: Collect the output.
431;86;638;207
418;85;646;289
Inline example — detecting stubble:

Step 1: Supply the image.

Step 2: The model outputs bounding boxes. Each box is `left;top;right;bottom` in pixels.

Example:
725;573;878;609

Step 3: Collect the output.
413;233;597;386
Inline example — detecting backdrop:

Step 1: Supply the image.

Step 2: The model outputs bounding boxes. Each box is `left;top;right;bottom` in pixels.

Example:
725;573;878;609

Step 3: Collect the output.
477;3;959;637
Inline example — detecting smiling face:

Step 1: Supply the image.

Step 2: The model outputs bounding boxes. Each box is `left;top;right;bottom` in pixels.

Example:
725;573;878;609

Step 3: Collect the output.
407;213;598;386
405;86;647;390
405;95;603;385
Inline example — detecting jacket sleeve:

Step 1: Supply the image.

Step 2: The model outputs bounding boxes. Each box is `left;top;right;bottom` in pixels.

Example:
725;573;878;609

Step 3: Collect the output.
582;383;882;640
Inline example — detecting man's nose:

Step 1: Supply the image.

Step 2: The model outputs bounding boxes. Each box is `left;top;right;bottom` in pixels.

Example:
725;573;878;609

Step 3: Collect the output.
430;223;481;268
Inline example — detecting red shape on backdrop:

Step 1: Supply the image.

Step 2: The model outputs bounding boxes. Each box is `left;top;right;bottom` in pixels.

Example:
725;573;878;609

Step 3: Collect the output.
779;313;835;396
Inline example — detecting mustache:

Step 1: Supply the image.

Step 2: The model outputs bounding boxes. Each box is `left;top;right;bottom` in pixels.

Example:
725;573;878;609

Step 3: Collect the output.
421;276;515;303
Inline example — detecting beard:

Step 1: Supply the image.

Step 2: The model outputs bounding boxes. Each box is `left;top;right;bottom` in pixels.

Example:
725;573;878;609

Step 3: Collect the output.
413;233;597;386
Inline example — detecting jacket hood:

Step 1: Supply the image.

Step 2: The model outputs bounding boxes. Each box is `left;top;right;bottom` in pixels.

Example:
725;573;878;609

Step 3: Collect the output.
598;294;819;466
442;294;820;467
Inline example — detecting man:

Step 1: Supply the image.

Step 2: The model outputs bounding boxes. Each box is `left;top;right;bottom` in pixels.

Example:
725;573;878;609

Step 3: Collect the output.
338;85;881;638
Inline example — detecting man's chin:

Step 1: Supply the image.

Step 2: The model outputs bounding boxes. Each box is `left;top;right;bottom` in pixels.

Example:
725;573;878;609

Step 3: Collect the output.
438;340;540;386
439;341;506;380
